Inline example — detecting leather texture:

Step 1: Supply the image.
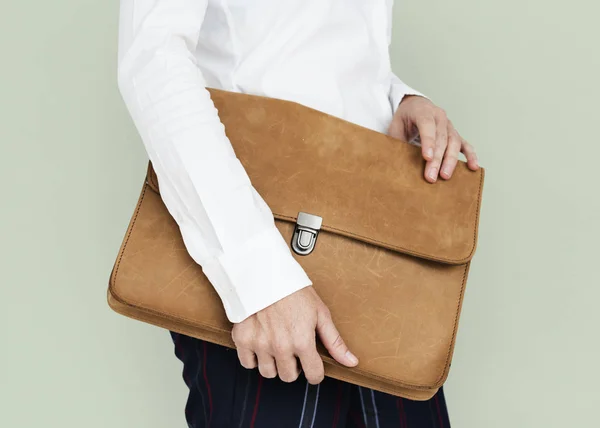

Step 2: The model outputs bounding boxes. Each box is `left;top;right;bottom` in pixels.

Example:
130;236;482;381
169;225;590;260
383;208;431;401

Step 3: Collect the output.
108;89;485;400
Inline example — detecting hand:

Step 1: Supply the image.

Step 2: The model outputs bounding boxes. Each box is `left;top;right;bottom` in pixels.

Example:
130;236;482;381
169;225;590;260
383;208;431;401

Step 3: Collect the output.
231;287;358;384
388;95;479;182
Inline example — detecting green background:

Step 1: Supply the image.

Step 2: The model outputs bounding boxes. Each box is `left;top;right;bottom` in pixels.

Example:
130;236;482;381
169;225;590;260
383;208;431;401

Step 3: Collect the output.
1;1;598;426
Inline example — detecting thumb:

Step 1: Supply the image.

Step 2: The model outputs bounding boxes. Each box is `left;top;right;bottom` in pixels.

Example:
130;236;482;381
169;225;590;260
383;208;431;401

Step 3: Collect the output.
316;309;358;367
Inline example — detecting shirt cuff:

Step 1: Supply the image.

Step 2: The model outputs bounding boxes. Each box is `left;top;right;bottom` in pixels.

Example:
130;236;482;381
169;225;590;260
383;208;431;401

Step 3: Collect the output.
389;78;427;115
200;224;312;323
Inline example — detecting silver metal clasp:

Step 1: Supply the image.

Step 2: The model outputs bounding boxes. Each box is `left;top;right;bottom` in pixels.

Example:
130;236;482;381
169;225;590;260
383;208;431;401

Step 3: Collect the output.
291;212;322;256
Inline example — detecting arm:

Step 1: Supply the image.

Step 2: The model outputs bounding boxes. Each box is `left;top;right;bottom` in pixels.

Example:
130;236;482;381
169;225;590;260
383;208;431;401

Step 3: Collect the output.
385;1;478;181
117;0;311;323
385;0;426;115
389;72;426;116
388;76;479;182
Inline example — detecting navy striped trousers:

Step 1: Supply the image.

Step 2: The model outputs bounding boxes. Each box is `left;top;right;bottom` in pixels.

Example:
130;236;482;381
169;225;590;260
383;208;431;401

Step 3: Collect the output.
171;332;451;428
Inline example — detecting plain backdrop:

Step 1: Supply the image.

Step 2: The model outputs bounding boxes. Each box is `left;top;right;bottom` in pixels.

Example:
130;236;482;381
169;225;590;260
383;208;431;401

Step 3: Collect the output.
1;1;599;427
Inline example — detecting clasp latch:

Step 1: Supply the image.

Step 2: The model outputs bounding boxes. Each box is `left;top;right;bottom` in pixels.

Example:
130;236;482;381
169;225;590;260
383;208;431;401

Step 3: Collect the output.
291;212;322;256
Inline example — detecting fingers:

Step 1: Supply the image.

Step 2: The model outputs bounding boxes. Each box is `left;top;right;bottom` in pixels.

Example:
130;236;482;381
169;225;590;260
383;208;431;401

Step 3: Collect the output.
395;97;479;180
461;139;479;171
256;352;277;379
271;338;300;383
232;319;316;384
231;289;349;385
253;333;279;379
275;356;301;383
295;334;325;384
298;350;325;385
238;338;303;383
387;114;405;140
415;116;436;162
316;307;358;367
440;124;462;180
423;110;447;183
241;339;317;384
424;117;480;181
405;101;479;181
237;347;257;369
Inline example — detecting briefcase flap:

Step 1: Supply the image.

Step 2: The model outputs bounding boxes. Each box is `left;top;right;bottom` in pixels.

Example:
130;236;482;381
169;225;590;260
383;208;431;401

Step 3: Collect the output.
146;89;484;265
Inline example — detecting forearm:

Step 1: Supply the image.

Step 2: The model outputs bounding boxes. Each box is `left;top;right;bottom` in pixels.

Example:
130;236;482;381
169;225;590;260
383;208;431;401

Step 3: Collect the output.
117;0;311;323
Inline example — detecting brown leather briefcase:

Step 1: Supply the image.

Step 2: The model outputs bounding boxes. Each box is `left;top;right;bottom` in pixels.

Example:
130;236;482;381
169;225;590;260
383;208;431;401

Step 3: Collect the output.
108;89;485;400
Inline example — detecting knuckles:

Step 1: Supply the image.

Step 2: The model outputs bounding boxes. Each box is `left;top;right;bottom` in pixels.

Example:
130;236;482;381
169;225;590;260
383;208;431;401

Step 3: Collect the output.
271;340;293;357
294;337;314;354
231;327;253;349
233;327;318;357
255;335;271;353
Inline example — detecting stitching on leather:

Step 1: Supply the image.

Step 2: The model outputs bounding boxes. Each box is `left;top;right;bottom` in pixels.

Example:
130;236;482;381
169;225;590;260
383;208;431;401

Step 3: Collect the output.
437;262;468;385
277;168;484;265
315;263;468;389
108;291;432;400
110;286;231;338
110;184;469;389
118;168;485;390
145;165;484;265
109;285;436;398
317;368;435;400
274;170;483;265
109;191;463;391
109;183;148;296
109;183;234;334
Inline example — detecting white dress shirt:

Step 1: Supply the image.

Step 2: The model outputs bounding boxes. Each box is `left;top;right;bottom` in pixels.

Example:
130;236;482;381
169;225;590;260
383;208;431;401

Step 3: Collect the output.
117;0;423;323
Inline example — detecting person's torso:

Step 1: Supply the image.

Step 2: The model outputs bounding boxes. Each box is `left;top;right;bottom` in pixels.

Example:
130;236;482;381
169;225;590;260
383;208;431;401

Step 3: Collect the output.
196;0;396;133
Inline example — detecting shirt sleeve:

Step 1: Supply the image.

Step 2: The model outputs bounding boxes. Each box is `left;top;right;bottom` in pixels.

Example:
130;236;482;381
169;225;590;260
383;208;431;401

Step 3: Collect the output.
116;0;312;323
385;0;426;115
388;73;426;115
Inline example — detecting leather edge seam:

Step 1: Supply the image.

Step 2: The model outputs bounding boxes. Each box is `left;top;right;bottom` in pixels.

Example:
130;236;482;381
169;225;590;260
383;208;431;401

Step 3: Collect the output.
125;165;480;390
107;180;464;390
145;162;485;265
